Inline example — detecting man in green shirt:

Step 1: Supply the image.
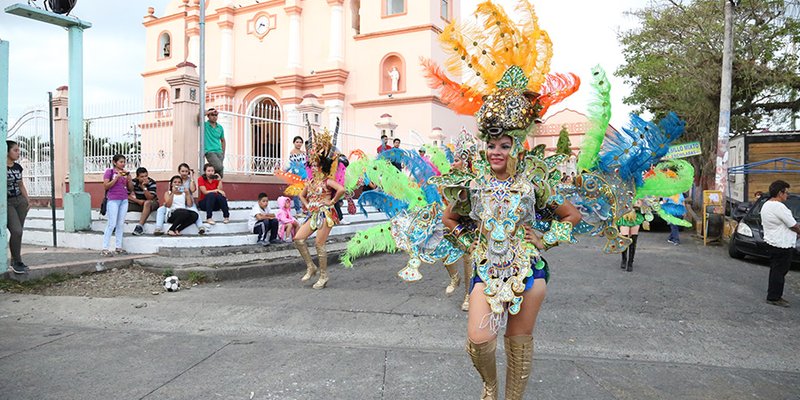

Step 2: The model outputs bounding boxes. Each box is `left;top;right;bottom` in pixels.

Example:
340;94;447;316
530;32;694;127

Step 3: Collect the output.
204;108;226;177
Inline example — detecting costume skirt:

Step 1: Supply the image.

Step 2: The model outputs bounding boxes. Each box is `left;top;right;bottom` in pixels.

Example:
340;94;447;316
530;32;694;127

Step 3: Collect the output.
470;257;549;294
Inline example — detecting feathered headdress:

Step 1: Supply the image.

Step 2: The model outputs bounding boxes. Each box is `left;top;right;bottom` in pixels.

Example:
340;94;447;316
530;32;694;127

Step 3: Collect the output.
422;0;580;143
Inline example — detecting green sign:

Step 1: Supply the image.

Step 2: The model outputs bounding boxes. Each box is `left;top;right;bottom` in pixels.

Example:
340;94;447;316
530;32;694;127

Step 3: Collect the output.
664;141;702;160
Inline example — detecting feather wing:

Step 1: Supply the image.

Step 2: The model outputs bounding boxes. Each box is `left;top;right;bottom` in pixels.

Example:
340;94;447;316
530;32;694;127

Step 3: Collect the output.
358;191;409;219
576;65;612;172
537;73;581;116
340;222;397;268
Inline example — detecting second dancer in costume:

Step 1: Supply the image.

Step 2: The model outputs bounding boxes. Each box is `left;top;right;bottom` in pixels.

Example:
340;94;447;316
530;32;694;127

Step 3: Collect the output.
294;125;345;289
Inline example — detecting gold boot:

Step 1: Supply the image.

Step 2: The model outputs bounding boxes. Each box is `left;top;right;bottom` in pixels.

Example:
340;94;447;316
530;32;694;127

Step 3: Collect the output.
461;256;471;311
313;243;328;289
466;338;498;400
444;263;460;295
295;241;317;282
504;335;533;400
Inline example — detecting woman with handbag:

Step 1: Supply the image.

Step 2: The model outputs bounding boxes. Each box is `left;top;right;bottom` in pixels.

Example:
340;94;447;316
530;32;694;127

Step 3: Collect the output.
164;175;199;236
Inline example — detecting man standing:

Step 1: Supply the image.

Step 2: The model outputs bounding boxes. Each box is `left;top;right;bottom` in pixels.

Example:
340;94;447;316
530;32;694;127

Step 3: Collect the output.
390;138;402;170
376;134;391;154
761;180;800;307
204;108;226;178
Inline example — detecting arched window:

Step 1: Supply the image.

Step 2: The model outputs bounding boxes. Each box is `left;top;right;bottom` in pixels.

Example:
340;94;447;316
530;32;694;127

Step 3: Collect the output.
158;32;171;60
380;53;405;94
250;97;282;168
156;88;170;117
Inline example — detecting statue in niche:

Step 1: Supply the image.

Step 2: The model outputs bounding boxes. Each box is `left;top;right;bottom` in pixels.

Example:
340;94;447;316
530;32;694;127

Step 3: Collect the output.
388;66;400;92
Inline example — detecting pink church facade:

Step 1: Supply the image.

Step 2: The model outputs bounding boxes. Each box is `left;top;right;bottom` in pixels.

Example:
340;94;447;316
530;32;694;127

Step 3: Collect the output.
142;0;476;172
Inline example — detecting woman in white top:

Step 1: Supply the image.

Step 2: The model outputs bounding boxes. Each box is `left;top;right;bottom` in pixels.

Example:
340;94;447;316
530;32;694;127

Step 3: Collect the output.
164;175;199;236
155;163;207;235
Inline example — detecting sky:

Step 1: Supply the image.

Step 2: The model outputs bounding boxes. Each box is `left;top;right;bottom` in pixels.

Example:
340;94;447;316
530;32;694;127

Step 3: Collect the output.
1;0;646;131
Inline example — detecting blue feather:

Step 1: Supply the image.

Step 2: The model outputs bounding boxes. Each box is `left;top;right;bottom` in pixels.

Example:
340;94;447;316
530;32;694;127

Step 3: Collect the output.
286;159;308;180
599;112;686;187
422;184;442;204
377;149;438;185
442;146;455;164
357;191;409;218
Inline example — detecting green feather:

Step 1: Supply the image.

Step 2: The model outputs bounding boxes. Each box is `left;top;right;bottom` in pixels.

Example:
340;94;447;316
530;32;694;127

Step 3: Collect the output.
576;65;612;172
497;65;529;89
635;160;695;199
345;156;372;193
340;222;398;267
423;144;451;175
364;159;428;209
656;208;692;227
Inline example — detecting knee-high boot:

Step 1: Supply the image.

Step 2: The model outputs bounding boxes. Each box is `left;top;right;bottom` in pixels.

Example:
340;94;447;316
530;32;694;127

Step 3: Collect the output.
620;248;628;269
444;263;460;295
462;256;472;312
626;234;638;272
295;241;317;282
504;335;533;400
313;243;328;289
466;338;498;400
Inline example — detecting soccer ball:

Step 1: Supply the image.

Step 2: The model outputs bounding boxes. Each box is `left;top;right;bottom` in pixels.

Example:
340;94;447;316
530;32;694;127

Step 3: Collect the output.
163;276;180;292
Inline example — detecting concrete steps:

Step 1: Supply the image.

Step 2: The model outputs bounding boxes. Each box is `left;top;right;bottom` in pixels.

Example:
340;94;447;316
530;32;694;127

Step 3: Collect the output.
22;203;389;255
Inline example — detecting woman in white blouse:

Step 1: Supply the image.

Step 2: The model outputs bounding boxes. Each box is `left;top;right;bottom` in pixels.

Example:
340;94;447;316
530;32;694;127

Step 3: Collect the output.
164;175;200;236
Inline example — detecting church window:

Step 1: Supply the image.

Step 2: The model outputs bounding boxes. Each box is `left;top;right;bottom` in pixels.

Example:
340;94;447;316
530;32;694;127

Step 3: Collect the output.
441;0;450;21
158;32;171;60
383;0;405;17
156;88;170;117
250;97;282;171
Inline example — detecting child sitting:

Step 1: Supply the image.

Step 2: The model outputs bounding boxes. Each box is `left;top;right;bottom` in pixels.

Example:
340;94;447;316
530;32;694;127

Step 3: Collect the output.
277;196;300;242
248;193;280;245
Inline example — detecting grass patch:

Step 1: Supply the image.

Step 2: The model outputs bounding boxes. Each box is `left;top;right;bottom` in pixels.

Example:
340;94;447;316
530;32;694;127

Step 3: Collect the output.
162;268;174;277
0;272;73;292
186;271;208;284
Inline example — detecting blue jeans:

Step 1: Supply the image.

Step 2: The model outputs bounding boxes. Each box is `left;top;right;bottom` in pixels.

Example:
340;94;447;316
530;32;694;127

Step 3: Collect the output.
103;199;128;250
668;217;684;243
198;193;230;219
292;196;302;214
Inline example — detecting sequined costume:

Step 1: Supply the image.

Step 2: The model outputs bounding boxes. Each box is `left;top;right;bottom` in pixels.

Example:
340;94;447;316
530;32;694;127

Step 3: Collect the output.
304;177;339;231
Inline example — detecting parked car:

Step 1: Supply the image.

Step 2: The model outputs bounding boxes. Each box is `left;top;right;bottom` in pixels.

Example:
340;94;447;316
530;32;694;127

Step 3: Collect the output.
728;194;800;262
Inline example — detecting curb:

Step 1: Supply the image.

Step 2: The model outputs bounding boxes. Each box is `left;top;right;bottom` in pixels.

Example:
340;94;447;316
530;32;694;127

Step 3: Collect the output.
2;255;151;282
134;249;347;281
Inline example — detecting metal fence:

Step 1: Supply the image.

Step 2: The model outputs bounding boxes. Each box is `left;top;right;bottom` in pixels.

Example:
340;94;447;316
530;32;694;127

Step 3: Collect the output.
84;100;173;174
7;105;52;197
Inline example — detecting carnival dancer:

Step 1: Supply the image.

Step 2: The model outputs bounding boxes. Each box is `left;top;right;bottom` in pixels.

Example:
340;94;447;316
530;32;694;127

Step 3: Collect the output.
420;2;585;398
618;201;644;272
293;123;346;289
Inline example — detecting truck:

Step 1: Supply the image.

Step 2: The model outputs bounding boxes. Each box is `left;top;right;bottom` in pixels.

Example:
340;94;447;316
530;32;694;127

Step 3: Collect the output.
728;131;800;206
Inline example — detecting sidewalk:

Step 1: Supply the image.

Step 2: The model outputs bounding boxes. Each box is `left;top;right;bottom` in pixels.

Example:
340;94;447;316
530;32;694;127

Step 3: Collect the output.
3;245;151;281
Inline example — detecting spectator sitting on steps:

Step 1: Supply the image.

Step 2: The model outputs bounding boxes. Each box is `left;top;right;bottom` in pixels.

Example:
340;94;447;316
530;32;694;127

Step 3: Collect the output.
129;167;158;236
163;175;200;236
197;163;230;225
249;192;281;246
154;163;207;235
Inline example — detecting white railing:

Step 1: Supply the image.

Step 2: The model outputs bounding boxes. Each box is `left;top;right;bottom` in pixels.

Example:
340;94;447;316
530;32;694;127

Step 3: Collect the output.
8;105;52;197
84;100;173;174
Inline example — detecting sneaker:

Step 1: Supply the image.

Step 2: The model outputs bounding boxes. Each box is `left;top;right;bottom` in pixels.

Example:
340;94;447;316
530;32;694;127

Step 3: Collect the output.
153;229;164;236
198;226;207;235
766;298;790;308
269;239;282;245
256;239;266;245
10;262;26;274
115;249;128;255
101;250;114;257
667;239;677;245
133;225;144;236
340;219;351;225
262;241;271;247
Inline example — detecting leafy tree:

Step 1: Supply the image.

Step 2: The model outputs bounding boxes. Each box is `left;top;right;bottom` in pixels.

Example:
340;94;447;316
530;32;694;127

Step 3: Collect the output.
556;125;572;155
617;0;800;186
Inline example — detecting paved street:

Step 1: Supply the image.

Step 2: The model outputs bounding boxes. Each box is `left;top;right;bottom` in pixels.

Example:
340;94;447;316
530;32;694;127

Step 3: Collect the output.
1;232;799;400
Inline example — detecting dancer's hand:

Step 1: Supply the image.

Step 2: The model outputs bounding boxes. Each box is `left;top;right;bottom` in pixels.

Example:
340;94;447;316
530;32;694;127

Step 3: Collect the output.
523;225;545;250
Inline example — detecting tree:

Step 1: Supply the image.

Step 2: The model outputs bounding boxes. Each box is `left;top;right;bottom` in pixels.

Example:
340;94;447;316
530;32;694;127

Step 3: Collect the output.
556;125;572;155
617;0;800;186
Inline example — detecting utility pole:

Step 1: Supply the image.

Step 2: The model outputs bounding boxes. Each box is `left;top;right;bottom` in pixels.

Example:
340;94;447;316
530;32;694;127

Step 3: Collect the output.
1;39;9;273
198;0;206;172
714;0;735;201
